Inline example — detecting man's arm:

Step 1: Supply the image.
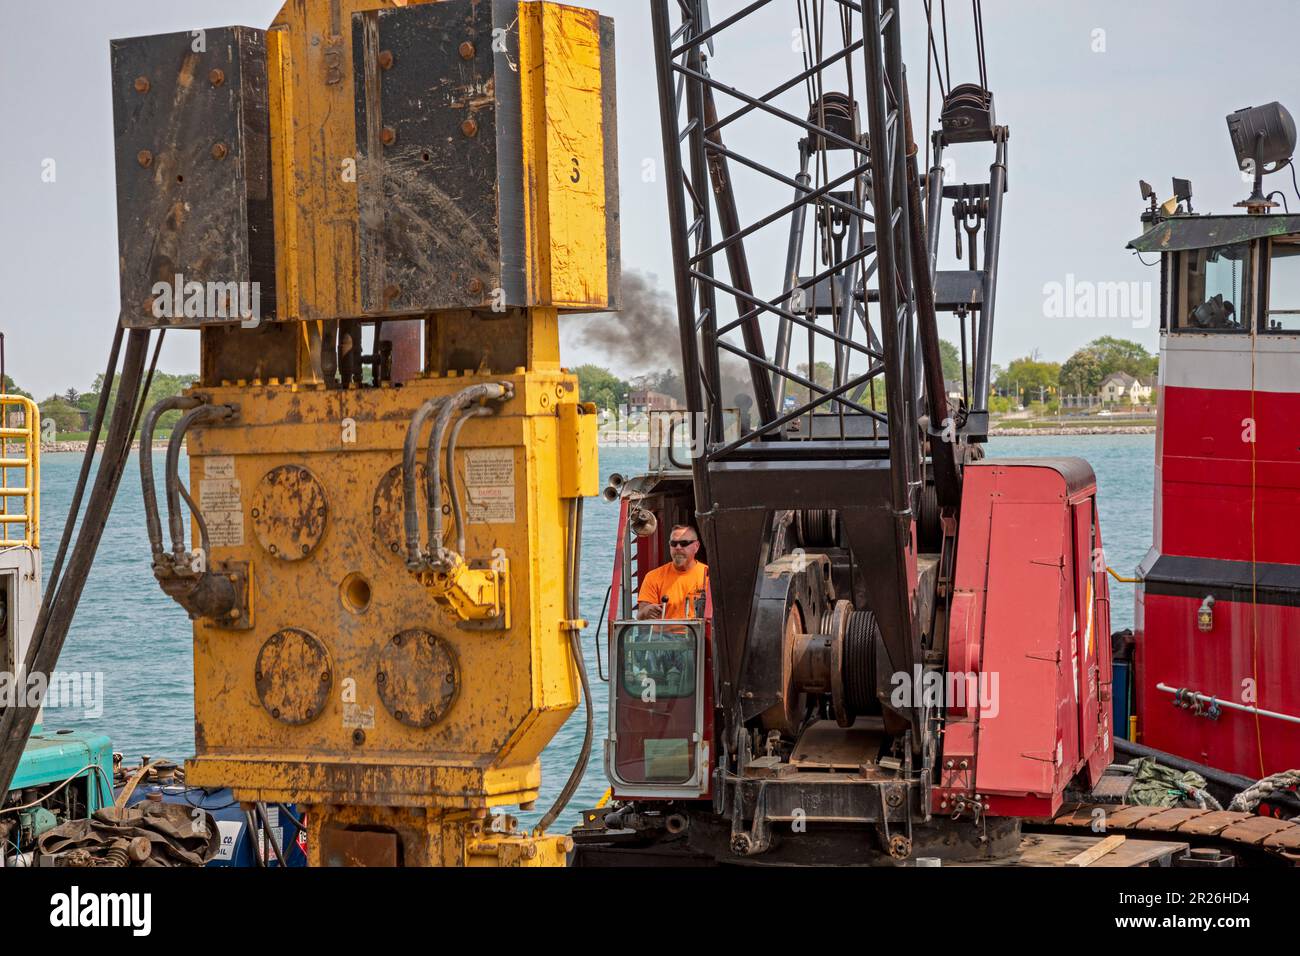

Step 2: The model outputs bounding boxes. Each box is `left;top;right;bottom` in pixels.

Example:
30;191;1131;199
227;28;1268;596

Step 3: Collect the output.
635;600;664;619
635;570;663;619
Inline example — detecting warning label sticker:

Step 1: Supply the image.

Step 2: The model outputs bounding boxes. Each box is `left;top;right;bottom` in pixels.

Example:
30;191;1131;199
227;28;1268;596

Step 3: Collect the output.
342;703;375;730
465;448;516;524
199;477;244;547
204;456;236;479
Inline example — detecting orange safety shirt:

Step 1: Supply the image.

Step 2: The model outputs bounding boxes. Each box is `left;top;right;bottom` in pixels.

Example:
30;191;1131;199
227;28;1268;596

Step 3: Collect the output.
637;561;709;619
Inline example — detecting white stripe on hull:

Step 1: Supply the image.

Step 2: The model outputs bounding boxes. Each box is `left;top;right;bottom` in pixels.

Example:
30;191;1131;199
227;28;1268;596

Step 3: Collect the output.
1160;333;1300;392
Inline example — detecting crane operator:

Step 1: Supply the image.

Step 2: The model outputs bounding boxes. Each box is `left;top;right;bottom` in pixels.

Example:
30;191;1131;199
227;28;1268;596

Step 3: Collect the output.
635;524;709;620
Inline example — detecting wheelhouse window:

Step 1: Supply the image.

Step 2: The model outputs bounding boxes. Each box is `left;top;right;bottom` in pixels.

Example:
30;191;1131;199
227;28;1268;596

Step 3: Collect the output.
1264;237;1300;333
1174;242;1250;332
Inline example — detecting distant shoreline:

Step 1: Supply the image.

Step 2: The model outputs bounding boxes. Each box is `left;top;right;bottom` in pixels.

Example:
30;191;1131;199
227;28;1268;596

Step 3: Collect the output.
41;441;171;454
988;426;1154;436
40;428;1155;456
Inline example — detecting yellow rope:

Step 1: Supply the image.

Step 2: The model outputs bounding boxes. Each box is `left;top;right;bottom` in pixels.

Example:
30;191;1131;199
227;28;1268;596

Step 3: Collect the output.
1250;315;1264;778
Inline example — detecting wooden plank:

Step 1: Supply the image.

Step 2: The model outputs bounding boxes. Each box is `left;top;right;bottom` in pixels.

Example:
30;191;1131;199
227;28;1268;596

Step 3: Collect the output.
1066;834;1126;867
953;834;1187;868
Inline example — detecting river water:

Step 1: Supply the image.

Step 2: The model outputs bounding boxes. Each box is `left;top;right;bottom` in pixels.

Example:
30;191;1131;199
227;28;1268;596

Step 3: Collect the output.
36;433;1153;829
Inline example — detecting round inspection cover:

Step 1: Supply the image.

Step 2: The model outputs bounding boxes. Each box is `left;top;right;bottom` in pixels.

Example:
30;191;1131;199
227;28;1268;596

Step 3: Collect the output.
251;465;329;561
372;463;449;561
376;629;460;728
255;628;332;725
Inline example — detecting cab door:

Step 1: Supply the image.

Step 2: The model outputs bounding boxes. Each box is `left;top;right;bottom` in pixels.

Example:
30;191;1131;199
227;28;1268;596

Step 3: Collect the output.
605;619;709;797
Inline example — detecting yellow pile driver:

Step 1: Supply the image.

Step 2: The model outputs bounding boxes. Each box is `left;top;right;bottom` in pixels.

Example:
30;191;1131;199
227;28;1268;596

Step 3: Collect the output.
108;0;616;866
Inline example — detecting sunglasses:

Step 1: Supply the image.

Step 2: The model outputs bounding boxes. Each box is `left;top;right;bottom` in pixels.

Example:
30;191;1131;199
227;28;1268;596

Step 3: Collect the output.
669;539;697;548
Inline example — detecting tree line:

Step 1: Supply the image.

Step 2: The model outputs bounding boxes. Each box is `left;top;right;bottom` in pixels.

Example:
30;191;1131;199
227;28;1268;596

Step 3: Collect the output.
13;372;200;436
577;337;1158;412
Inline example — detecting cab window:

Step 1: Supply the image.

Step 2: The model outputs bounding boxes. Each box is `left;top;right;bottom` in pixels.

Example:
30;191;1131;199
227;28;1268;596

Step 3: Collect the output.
1264;237;1300;333
1174;242;1249;332
619;622;697;699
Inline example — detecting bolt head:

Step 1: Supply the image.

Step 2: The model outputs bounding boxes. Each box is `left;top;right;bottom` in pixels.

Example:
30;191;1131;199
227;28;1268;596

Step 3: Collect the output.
381;126;396;146
211;142;228;161
209;68;225;87
137;150;153;168
459;41;476;60
468;277;484;295
134;76;150;93
377;50;394;70
461;117;479;138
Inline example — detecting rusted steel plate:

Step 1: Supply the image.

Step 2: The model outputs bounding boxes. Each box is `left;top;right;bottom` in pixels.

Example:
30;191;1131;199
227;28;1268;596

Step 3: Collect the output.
372;463;435;563
1174;810;1254;837
1090;806;1169;830
251;464;329;560
1049;803;1092;825
352;1;512;314
255;627;332;725
376;629;460;728
1218;815;1296;846
111;26;277;327
1261;825;1300;852
1133;808;1214;831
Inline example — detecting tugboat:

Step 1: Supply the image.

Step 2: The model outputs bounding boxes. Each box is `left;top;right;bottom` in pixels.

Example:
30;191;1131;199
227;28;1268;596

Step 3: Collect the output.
1124;102;1300;781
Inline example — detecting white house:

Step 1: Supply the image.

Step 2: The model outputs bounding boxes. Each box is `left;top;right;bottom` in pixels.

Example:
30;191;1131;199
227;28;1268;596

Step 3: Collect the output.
1099;371;1154;404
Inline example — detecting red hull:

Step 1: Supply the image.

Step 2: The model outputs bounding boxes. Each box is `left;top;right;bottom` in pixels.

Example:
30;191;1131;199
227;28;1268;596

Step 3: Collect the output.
1135;332;1300;779
1136;589;1300;778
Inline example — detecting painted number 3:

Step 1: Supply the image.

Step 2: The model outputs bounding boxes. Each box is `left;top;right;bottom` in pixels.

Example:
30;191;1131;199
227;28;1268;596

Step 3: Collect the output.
570;156;581;183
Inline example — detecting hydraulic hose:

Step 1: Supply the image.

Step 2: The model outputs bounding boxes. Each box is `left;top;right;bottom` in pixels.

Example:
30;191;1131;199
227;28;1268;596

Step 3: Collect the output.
34;325;122;630
165;404;235;561
401;397;449;567
424;395;466;565
537;496;594;835
425;384;509;567
0;328;152;797
445;405;491;558
140;395;202;560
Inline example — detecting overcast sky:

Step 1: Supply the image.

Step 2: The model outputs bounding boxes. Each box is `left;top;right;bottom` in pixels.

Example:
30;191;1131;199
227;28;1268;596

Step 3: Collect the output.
2;0;1298;397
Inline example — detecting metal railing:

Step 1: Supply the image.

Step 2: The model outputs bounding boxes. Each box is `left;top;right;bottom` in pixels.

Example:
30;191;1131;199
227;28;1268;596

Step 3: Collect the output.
0;395;40;548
